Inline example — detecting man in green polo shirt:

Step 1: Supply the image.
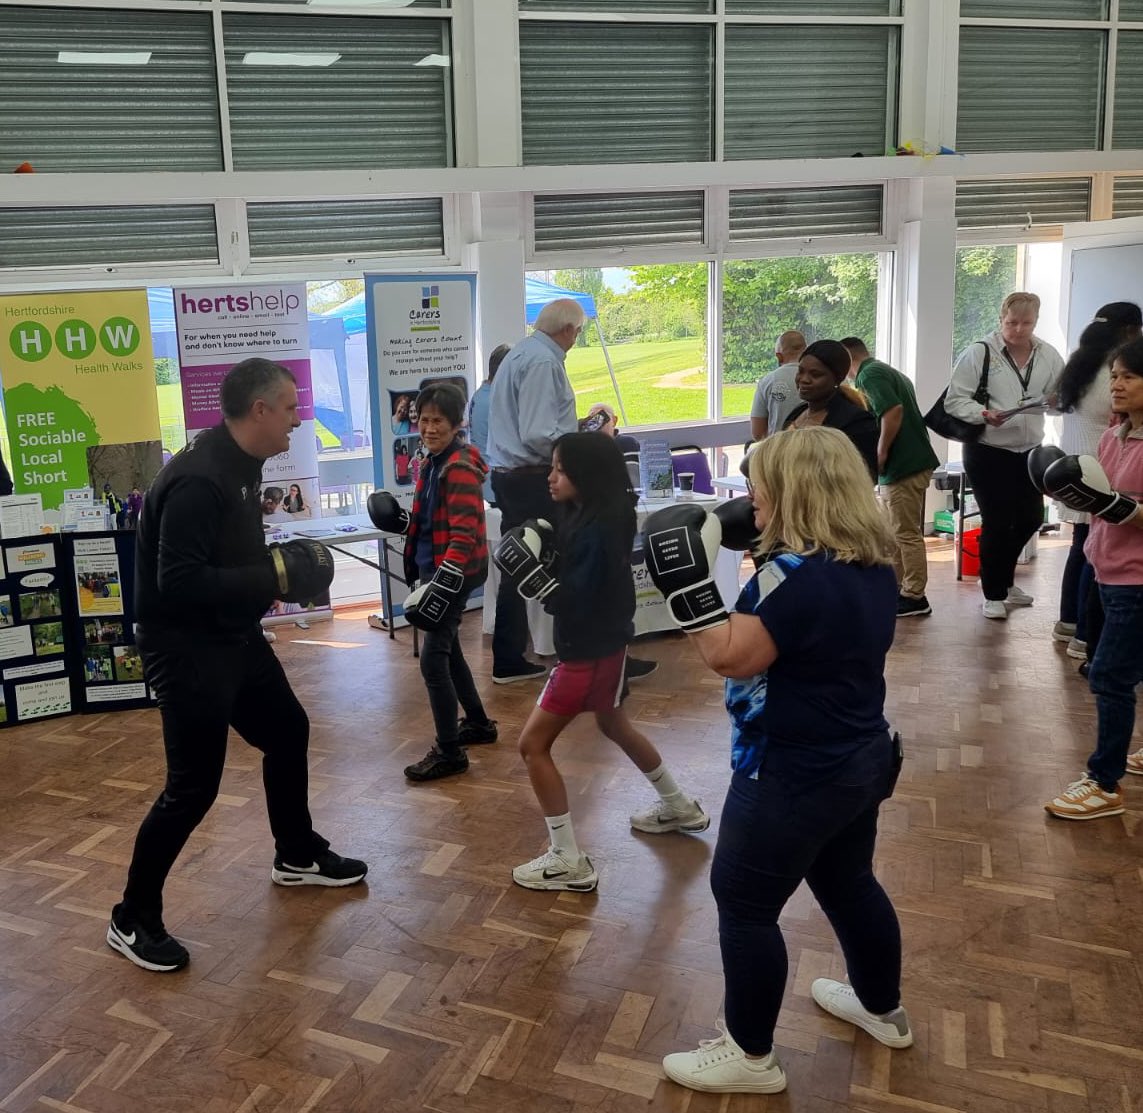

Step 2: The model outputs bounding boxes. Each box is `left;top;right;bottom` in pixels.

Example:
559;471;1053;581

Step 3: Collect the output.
842;338;940;618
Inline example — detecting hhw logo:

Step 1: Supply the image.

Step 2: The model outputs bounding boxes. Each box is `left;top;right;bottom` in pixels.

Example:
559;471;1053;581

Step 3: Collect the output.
7;316;141;361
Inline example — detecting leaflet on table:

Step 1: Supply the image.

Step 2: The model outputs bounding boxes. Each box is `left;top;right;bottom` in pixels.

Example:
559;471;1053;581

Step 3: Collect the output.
364;273;477;510
639;440;674;499
0;493;45;539
172;282;320;524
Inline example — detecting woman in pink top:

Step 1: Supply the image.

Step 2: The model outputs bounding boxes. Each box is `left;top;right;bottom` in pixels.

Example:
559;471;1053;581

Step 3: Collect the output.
1042;337;1143;820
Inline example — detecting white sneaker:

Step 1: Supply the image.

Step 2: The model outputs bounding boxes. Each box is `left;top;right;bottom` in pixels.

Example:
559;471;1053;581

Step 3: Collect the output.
1044;775;1124;820
662;1021;787;1094
1052;621;1077;642
1066;638;1088;660
811;979;913;1048
630;798;710;834
1006;585;1034;607
1126;748;1143;776
982;600;1008;620
512;846;598;892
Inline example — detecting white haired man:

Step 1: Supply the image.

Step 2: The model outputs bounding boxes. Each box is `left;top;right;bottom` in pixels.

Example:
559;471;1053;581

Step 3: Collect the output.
750;330;808;442
487;298;583;683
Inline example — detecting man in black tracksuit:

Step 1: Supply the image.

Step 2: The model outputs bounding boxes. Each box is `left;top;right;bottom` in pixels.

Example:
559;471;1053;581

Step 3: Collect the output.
107;358;367;973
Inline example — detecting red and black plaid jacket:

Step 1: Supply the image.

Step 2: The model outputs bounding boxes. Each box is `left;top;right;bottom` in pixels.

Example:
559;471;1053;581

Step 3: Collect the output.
403;441;489;589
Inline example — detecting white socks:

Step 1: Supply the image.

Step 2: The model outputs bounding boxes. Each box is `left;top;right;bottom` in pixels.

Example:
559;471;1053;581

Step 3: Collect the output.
545;812;580;859
645;763;688;811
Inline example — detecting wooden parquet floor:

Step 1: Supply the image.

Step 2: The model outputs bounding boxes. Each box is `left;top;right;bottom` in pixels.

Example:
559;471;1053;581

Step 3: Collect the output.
2;538;1142;1113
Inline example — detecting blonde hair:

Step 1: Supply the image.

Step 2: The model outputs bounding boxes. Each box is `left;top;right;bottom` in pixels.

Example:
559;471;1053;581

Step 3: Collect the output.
748;426;894;566
838;382;869;409
1000;291;1040;319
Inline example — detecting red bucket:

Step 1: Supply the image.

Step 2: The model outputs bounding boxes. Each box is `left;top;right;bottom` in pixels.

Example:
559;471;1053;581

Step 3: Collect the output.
960;527;981;578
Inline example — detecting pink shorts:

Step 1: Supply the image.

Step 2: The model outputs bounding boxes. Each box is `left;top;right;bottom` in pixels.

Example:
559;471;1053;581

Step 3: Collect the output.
538;649;629;717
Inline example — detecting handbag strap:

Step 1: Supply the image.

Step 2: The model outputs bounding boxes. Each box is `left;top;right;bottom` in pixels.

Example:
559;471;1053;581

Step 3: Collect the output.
972;341;991;407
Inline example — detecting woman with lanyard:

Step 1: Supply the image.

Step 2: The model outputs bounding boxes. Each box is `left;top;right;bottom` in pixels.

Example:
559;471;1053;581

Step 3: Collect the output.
945;292;1065;620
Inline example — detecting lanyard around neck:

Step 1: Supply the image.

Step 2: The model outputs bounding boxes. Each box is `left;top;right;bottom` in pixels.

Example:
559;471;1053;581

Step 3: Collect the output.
1001;345;1035;394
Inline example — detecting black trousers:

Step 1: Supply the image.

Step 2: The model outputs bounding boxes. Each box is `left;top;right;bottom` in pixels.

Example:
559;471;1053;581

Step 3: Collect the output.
121;629;324;920
490;468;556;672
962;441;1044;602
420;597;485;754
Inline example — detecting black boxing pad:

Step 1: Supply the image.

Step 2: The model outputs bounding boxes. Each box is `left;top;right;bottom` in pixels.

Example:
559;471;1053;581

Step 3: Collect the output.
714;496;760;551
269;538;335;603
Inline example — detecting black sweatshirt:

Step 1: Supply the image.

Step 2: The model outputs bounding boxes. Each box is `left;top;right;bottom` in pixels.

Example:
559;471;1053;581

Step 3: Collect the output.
135;423;276;644
544;510;636;662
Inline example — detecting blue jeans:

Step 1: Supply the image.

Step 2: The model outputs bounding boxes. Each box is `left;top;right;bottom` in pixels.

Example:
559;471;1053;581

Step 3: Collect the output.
1086;584;1143;790
710;738;902;1055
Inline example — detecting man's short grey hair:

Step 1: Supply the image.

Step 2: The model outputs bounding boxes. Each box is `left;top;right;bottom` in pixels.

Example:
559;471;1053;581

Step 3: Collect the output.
221;357;296;419
776;330;807;358
534;298;586;336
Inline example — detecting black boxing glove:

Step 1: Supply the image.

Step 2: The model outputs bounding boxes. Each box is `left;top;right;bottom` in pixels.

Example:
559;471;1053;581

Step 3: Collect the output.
1043;454;1140;524
1027;445;1066;493
268;538;335;604
494;520;559;602
642;504;728;632
715;497;759;551
403;560;465;630
367;490;410;535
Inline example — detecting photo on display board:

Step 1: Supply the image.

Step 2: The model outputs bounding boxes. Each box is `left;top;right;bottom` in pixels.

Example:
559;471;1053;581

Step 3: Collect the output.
19;590;62;621
112;645;144;683
83;618;124;645
390;392;417;436
392;438;413;486
0;702;7;725
0;595;12;628
75;562;123;617
84;645;114;684
261;477;319;522
419;375;469;403
33;621;65;657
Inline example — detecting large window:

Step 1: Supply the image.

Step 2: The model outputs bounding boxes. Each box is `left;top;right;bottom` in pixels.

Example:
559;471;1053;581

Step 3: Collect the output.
953;246;1018;359
721;254;882;417
528;266;708;427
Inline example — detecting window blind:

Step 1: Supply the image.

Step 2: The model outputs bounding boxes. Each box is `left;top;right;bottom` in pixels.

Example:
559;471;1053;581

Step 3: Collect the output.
520;1;711;10
519;23;712;165
961;0;1106;17
223;14;452;171
725;26;897;160
1121;0;1143;17
727;2;899;14
955;179;1092;228
533;192;704;252
0;6;221;173
246;199;444;259
729;186;883;241
0;206;219;269
240;0;448;6
1113;32;1143;149
957;28;1104;151
1112;177;1143;218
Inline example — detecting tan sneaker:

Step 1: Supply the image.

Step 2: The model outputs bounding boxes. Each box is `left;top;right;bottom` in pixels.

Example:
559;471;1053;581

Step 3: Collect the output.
1044;776;1124;820
1125;748;1143;776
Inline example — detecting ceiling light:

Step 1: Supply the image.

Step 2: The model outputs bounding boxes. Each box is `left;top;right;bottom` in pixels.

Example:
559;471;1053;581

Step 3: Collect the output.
242;52;342;67
414;54;450;67
58;51;152;65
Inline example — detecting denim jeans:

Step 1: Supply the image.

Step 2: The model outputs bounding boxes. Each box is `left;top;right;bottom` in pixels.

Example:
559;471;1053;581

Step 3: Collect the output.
420;597;485;755
710;737;902;1055
1086;584;1143;790
1058;522;1090;631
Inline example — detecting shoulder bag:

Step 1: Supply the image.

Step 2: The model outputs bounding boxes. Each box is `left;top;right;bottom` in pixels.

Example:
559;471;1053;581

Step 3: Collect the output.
923;342;991;443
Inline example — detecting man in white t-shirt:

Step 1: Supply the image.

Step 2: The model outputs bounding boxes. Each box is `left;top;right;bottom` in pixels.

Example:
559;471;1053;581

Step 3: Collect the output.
749;330;807;441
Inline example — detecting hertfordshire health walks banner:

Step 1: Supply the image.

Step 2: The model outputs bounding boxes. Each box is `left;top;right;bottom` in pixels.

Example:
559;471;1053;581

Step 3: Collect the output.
0;290;161;511
172;283;319;523
364;272;477;508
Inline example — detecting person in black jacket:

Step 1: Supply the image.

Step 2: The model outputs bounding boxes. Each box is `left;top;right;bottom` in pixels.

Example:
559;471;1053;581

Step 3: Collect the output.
784;339;879;481
107;358;367;974
494;433;708;893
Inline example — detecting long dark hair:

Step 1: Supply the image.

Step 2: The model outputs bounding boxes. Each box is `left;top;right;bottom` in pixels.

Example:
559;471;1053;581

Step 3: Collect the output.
552;432;635;539
1057;301;1142;412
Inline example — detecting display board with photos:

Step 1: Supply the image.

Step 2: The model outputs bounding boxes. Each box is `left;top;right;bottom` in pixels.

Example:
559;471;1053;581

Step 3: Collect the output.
0;534;79;727
62;531;153;714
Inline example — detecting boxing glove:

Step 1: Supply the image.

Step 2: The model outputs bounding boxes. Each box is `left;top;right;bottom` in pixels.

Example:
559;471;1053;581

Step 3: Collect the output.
642;504;728;632
268;538;335;604
403;560;465;630
367;490;410;535
494;520;559;602
1027;445;1066;493
1043;455;1140;524
715;497;760;551
739;445;756;480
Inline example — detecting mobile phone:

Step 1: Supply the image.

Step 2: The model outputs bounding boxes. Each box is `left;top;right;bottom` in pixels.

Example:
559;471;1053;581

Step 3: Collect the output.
581;412;609;433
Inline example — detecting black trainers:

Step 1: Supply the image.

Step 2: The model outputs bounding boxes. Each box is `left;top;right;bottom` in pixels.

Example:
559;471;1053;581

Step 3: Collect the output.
271;848;368;887
404;746;470;782
626;656;658;680
896;595;932;618
492;661;547;685
458;717;498;745
106;904;189;972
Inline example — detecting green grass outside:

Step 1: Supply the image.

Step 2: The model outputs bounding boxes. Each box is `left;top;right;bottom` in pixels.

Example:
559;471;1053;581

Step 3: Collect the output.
565;338;754;425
